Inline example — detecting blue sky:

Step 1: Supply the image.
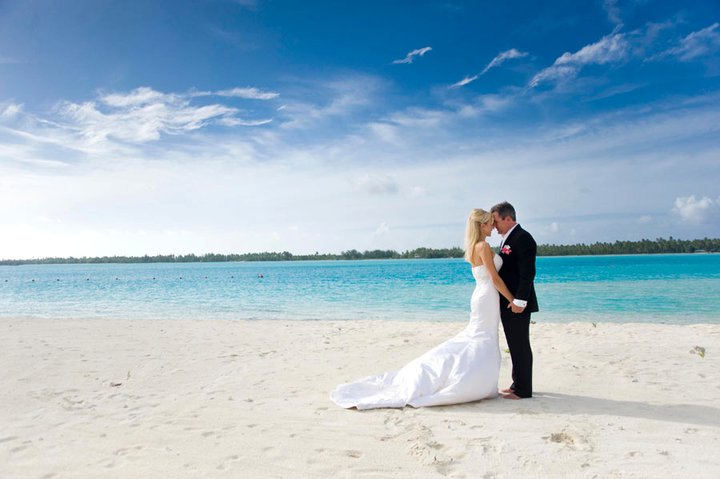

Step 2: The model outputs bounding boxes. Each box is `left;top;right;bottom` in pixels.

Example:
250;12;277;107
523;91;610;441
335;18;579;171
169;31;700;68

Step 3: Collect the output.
1;0;719;258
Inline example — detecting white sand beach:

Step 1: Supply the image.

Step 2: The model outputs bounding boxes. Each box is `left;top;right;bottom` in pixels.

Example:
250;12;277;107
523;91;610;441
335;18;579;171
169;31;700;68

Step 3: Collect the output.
1;317;719;478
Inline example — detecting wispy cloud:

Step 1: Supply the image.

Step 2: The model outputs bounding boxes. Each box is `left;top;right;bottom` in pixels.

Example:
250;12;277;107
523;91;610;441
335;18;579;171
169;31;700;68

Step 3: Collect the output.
277;76;380;129
602;0;622;26
101;87;175;107
527;20;717;90
58;88;238;144
529;33;629;88
452;48;528;87
393;46;432;64
191;86;280;100
216;117;273;127
1;102;23;118
482;48;529;74
386;107;447;128
452;76;479;88
0;86;274;162
655;23;720;61
214;87;280;100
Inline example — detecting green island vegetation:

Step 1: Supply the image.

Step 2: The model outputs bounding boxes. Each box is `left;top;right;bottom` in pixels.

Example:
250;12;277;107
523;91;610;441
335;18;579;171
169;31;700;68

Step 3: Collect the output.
1;237;718;265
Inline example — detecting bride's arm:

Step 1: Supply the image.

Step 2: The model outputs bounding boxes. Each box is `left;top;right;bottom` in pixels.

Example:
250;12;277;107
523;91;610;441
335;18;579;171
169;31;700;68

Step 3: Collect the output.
478;242;515;303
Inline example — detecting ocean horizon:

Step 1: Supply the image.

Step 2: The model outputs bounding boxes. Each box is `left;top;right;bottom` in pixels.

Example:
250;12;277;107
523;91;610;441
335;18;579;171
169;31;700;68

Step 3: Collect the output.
1;253;719;324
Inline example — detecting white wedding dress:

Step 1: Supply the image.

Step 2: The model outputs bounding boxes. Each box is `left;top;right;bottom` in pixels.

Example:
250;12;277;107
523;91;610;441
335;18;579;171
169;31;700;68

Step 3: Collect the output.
331;255;502;410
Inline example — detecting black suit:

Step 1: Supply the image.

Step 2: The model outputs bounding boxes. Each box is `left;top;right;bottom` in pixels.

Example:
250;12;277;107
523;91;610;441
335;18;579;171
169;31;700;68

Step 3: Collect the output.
497;224;538;398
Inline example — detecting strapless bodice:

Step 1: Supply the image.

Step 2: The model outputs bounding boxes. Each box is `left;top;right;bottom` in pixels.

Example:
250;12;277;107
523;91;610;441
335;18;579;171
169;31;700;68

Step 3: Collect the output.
471;254;503;283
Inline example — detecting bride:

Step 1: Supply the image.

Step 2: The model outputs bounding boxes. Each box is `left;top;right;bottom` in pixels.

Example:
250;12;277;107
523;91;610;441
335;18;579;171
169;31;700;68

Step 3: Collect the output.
330;209;516;410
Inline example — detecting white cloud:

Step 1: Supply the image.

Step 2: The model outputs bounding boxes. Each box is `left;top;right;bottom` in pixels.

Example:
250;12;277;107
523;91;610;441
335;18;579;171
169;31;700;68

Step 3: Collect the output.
57;97;237;143
555;33;628;65
214;87;280;100
672;195;719;224
530;33;629;88
638;215;653;224
393;46;432;64
0;86;276;150
101;87;173;107
528;65;577;87
452;75;479;88
217;117;273;127
452;49;527;88
481;48;528;74
657;23;720;61
1;102;23;118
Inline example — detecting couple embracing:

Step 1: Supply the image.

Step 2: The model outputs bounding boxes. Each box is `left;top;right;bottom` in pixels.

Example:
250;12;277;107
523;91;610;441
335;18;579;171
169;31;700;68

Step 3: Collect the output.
331;202;538;409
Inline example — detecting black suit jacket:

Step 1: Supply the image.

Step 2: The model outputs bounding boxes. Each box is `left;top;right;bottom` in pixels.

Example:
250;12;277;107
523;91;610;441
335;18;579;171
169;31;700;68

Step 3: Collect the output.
498;225;539;318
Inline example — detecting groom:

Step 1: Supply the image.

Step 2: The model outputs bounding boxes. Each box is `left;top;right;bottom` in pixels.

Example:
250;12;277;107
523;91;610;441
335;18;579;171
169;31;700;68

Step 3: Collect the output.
491;202;538;400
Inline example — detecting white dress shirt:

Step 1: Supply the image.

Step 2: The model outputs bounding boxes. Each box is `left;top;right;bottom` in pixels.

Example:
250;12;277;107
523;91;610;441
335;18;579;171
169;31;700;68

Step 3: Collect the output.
500;224;519;248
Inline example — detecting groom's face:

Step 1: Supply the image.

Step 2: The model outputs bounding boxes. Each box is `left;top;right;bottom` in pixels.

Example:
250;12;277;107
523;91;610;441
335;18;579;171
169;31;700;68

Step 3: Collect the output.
493;212;511;235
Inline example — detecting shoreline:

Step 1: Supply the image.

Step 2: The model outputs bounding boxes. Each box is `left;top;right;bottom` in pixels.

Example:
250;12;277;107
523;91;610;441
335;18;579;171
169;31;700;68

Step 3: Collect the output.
2;318;719;477
1;250;718;266
2;314;719;325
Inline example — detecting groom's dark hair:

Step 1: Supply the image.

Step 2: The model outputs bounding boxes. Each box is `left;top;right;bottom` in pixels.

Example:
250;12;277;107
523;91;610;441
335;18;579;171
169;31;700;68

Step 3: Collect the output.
491;202;516;221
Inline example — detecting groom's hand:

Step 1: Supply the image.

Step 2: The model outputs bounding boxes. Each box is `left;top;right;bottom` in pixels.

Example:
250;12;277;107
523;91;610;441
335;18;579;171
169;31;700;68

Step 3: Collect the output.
510;303;526;314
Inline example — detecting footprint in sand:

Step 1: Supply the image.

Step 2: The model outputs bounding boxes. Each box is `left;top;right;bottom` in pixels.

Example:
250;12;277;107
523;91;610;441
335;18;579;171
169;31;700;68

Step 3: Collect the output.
545;432;575;445
442;419;466;430
216;454;241;471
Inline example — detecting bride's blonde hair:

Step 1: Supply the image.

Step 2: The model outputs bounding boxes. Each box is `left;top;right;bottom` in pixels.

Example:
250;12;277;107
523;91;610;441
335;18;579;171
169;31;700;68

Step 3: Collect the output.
464;208;493;263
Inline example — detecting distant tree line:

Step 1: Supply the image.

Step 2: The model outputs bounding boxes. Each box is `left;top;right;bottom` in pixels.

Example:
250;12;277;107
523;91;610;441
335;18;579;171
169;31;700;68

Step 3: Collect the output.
0;247;464;265
537;237;720;256
1;238;717;265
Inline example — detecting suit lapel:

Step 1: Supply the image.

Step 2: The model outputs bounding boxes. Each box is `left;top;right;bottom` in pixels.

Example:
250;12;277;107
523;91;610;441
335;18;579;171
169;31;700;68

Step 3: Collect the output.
502;224;521;249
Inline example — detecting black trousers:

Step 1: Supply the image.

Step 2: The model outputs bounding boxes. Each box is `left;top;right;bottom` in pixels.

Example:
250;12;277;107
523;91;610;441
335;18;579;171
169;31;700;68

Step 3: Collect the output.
501;313;533;398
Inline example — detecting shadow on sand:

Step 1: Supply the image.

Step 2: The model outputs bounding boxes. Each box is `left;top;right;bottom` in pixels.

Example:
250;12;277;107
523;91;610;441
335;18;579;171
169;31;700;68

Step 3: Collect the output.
436;392;720;428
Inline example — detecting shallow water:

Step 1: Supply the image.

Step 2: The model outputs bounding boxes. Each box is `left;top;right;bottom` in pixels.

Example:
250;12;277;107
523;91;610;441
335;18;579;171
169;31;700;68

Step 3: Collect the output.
1;254;718;324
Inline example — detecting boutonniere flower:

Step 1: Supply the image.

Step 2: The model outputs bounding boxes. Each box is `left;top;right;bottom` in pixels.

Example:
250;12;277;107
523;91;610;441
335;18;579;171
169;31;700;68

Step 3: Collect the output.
501;245;512;255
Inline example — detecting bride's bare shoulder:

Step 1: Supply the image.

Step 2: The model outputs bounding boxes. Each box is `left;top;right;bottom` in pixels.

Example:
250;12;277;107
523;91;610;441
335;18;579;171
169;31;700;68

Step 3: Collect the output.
472;241;490;265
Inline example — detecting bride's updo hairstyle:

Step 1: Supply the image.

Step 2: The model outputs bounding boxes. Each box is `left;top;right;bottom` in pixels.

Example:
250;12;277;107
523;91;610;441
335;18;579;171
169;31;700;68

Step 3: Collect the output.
464;208;493;263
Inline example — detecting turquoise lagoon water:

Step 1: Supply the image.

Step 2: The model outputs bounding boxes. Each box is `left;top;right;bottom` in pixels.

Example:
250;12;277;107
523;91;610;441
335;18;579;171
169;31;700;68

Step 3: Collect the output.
1;254;718;324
